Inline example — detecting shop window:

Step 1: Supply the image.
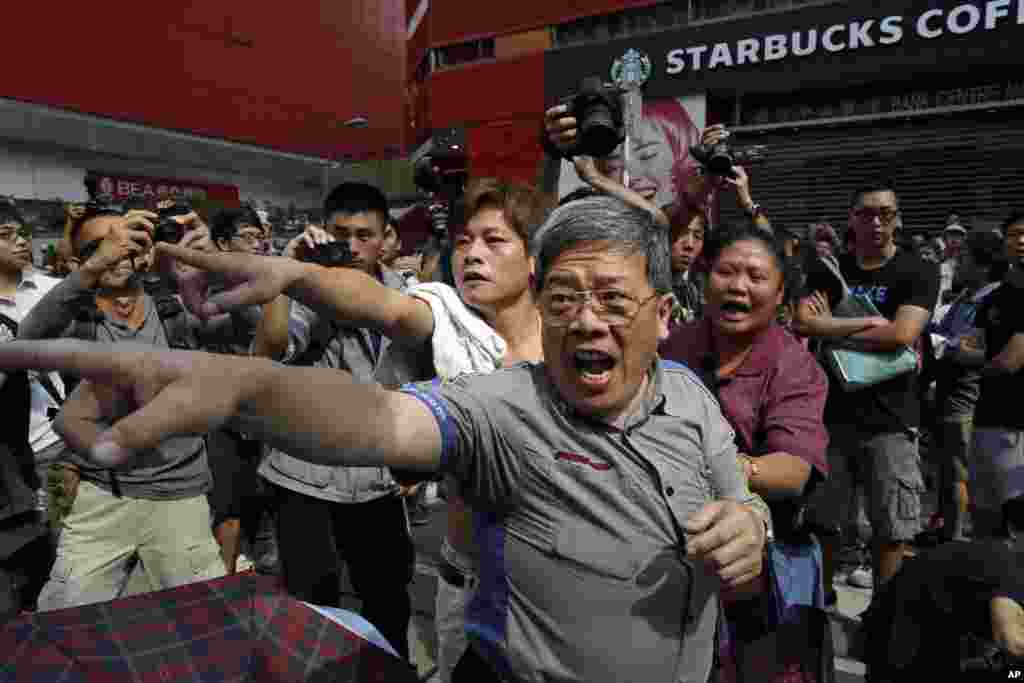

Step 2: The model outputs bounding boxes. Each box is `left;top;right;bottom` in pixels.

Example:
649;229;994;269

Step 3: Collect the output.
552;3;687;49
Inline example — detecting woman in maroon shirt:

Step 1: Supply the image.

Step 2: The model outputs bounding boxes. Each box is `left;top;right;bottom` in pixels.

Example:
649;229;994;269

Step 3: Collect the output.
661;224;832;683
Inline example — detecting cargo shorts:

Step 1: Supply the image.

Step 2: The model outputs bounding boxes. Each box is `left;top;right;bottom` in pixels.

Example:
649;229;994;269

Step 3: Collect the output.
807;424;925;543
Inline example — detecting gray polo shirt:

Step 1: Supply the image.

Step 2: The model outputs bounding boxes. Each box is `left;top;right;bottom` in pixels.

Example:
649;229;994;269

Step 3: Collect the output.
402;359;760;683
17;271;209;500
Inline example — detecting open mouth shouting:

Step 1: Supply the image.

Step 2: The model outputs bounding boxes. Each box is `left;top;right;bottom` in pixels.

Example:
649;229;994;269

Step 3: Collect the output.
718;300;752;321
572;348;616;389
461;271;490;285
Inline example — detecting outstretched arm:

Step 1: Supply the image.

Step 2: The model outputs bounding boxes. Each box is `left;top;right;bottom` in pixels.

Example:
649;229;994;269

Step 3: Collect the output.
163;244;436;348
0;340;443;472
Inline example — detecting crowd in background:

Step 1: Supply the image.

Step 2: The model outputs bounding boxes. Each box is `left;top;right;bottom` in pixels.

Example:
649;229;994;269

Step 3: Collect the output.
0;111;1023;683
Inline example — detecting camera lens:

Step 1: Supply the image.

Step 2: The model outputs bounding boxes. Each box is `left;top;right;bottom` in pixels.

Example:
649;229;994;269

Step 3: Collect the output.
578;100;621;159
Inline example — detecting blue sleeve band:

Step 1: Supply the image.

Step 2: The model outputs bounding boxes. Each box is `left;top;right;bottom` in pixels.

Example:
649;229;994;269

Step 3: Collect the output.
399;383;456;473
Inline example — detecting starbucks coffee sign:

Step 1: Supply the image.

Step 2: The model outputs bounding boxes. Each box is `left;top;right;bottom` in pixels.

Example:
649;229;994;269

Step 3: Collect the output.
666;2;1024;75
544;0;1024;100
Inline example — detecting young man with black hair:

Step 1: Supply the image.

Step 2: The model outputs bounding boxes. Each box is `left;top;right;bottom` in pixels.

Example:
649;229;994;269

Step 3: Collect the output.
797;179;939;597
252;182;415;663
17;206;228;610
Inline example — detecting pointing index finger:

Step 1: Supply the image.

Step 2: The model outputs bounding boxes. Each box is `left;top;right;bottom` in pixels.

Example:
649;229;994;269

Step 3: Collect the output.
0;339;137;383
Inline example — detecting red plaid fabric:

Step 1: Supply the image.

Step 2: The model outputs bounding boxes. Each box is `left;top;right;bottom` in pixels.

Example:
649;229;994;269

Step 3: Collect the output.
0;572;417;682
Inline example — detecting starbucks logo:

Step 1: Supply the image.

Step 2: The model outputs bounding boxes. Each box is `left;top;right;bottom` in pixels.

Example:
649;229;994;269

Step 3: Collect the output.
611;49;652;89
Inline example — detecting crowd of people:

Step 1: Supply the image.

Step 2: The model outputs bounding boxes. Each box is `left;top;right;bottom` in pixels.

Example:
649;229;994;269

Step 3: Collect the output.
0;112;1022;683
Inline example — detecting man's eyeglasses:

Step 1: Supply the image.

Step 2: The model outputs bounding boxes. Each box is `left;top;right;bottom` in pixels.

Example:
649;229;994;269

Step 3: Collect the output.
852;207;900;226
539;288;660;327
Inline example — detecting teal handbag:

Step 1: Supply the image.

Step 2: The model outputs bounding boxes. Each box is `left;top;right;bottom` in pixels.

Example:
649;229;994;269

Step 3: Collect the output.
817;258;919;392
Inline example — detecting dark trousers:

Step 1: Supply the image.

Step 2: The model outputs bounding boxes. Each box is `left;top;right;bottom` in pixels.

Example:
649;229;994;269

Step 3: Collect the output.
206;430;269;537
271;485;414;661
452;645;503;683
0;531;53;622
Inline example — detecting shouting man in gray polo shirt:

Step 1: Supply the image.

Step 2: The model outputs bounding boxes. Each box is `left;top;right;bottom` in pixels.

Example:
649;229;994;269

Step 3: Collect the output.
0;197;770;683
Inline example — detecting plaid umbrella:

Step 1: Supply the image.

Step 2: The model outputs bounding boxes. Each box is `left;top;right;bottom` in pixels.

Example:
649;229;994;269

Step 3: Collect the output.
0;572;418;682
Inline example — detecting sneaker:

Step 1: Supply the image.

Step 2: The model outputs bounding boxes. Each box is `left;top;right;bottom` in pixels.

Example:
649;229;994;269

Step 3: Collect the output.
236;553;255;573
847;565;873;589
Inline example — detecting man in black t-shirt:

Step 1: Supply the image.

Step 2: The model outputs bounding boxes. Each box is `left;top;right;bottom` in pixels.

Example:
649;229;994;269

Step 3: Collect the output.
957;212;1024;539
796;179;939;597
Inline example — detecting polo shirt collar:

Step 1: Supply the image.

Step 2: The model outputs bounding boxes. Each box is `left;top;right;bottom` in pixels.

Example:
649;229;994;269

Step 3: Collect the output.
542;360;670;429
689;316;783;379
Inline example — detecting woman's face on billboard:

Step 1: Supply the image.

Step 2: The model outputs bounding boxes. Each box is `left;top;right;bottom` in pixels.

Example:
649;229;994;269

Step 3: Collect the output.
596;117;679;208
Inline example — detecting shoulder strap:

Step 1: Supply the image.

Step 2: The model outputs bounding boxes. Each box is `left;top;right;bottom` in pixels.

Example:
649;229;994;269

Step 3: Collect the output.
816;255;851;296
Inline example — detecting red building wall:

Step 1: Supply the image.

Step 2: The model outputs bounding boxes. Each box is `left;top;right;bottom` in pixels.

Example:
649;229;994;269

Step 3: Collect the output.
427;54;547;184
428;0;663;46
2;0;407;161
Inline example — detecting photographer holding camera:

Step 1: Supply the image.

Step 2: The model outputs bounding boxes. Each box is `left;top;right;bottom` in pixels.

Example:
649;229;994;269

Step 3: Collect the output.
543;97;669;229
251;182;415;664
15;201;227;611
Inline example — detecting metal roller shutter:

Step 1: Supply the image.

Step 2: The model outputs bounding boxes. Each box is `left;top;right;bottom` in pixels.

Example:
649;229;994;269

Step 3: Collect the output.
718;109;1024;235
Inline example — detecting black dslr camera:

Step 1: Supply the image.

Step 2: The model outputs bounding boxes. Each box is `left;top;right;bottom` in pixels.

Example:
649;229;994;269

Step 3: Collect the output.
689;133;763;178
557;77;625;159
414;127;468;238
299;240;355;268
153;202;194;244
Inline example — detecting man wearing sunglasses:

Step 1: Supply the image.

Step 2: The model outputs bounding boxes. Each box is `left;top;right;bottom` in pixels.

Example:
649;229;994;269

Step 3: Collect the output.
15;202;227;612
796;179;939;603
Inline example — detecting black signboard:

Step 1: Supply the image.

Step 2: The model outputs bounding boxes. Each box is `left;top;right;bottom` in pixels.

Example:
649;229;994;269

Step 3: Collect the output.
544;0;1024;102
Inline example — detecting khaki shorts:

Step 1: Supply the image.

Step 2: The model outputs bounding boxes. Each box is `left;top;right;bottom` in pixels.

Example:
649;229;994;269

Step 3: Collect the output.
807;425;925;543
37;481;225;611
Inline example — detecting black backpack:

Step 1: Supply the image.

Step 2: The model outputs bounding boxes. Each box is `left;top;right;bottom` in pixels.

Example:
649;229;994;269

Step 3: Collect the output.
62;281;196;397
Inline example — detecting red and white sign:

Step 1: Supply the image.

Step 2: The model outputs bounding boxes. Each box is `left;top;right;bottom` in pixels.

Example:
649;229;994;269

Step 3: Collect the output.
91;173;239;203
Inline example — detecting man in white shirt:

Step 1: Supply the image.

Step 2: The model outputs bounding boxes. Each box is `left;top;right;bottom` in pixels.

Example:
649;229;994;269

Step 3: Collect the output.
0;206;67;476
0;203;63;615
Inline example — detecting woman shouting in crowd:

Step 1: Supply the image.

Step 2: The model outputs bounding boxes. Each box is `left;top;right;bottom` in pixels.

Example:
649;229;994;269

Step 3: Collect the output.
662;223;832;683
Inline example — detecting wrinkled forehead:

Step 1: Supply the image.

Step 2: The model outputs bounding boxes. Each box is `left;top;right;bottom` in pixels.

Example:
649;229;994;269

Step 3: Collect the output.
543;241;648;289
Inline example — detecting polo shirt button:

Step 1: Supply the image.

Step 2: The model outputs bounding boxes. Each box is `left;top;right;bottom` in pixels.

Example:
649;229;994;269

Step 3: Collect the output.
665;486;675;497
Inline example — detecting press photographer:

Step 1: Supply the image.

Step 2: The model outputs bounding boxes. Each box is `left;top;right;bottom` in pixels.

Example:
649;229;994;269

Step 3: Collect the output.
543;77;669;228
251;182;416;664
15;199;226;612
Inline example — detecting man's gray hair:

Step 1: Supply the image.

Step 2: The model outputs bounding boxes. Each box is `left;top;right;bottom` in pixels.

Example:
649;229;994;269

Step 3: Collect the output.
531;195;673;295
